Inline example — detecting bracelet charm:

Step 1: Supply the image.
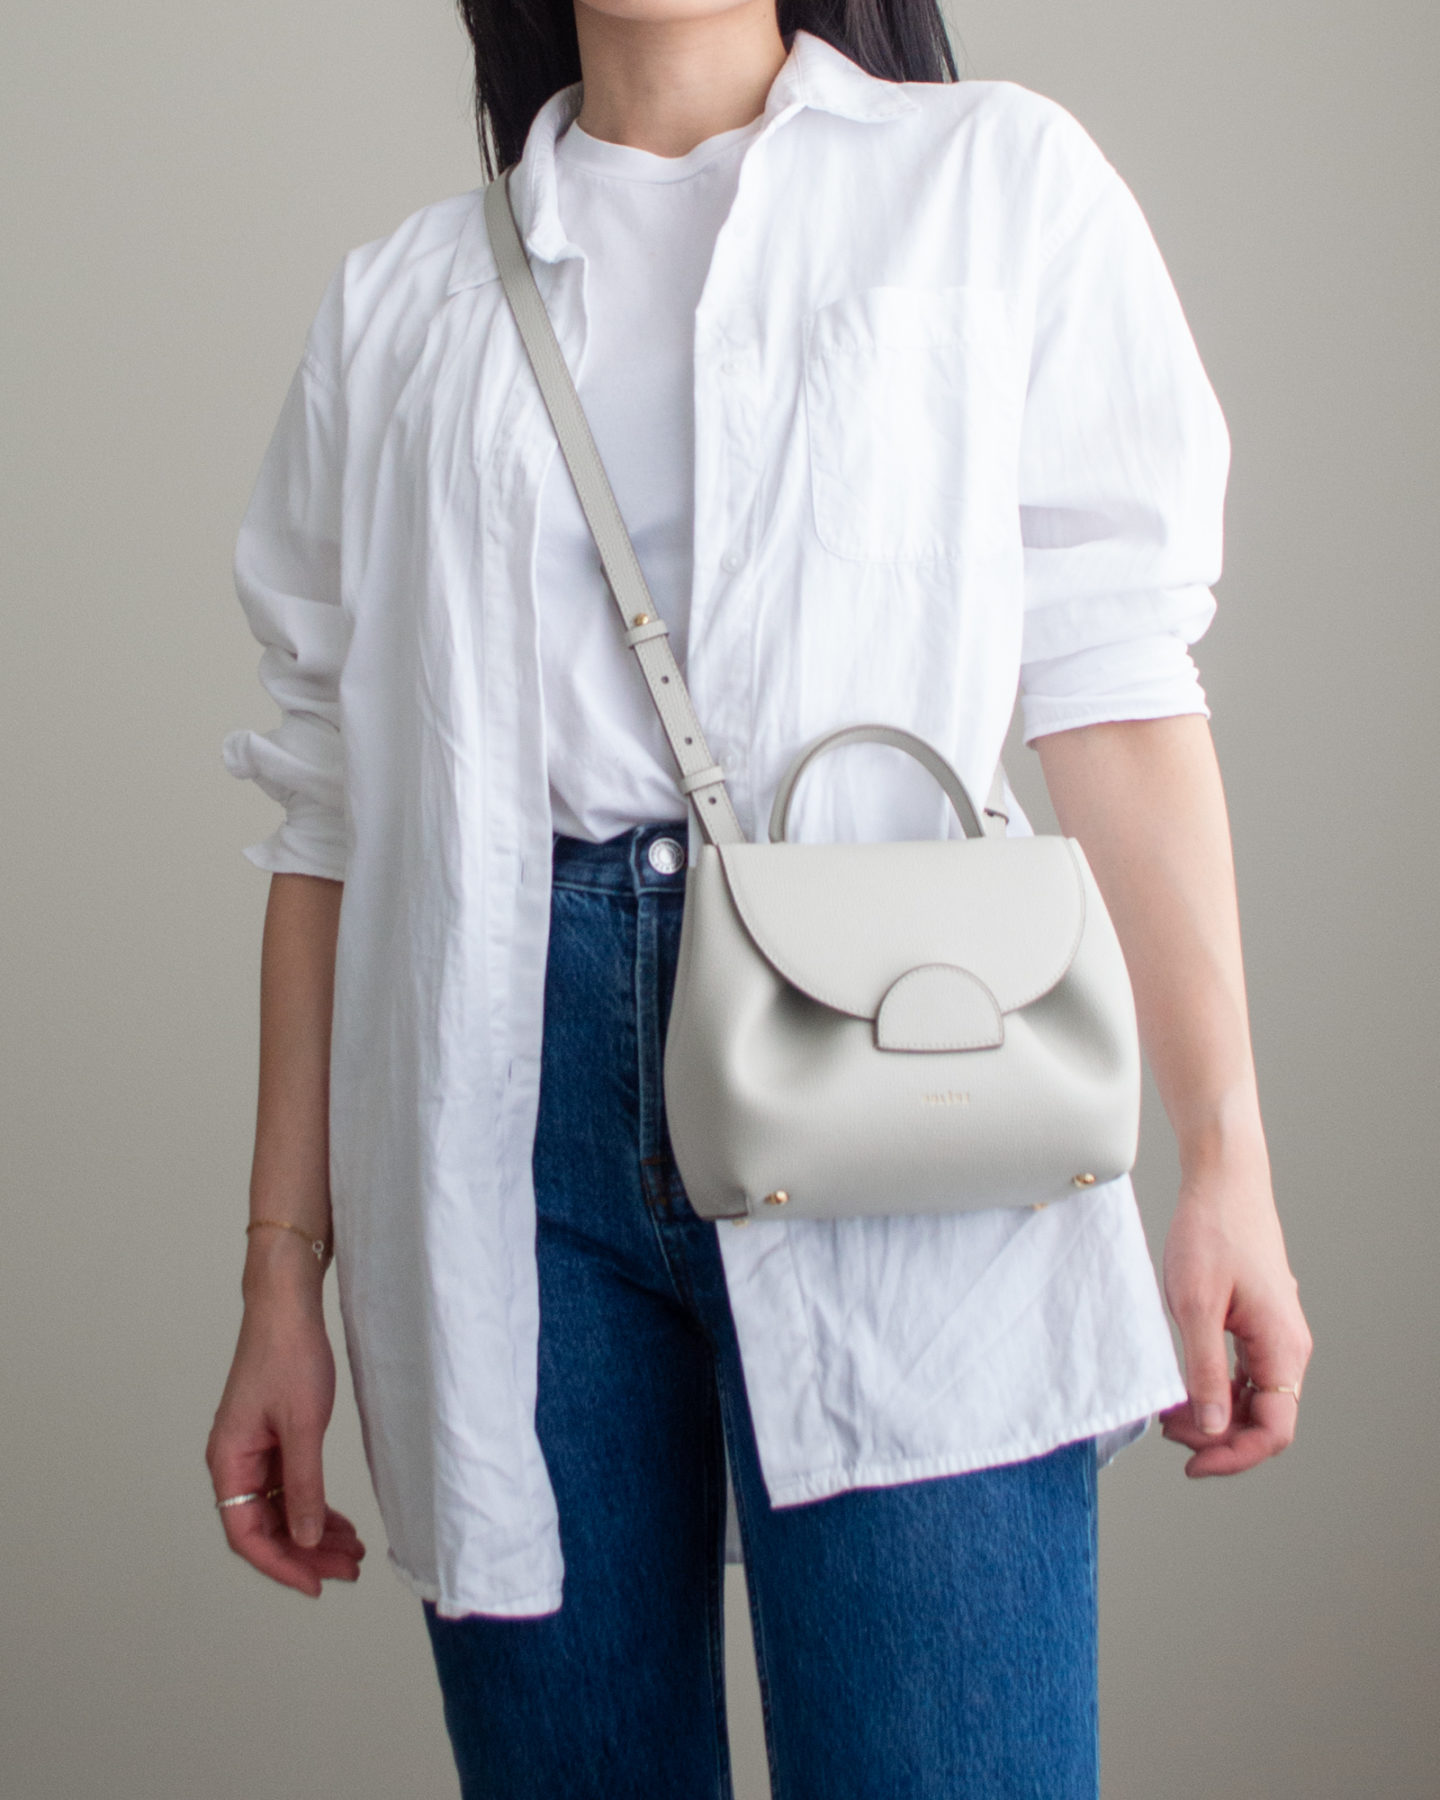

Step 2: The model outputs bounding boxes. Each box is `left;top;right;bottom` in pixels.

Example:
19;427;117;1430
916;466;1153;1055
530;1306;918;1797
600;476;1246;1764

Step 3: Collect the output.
246;1219;332;1265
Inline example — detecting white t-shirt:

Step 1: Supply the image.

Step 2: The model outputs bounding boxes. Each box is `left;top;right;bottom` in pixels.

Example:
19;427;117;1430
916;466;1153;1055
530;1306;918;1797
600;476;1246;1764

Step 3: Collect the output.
537;111;766;840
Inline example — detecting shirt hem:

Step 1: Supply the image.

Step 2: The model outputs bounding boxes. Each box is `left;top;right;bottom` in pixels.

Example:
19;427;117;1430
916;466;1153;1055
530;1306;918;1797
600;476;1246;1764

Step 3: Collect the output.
386;1548;563;1622
760;1386;1190;1509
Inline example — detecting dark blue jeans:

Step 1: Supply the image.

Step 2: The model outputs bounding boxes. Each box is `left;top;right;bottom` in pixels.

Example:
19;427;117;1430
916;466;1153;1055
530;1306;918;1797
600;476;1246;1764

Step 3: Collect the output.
423;823;1099;1800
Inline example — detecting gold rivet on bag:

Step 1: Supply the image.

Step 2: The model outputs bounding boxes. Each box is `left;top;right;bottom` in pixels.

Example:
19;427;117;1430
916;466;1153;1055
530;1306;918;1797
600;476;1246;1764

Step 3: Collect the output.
763;1190;790;1206
632;612;650;626
1071;1173;1097;1187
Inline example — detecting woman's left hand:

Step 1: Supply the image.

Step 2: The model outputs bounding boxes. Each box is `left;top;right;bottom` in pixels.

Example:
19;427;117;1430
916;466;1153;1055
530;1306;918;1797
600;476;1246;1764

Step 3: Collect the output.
1158;1153;1313;1477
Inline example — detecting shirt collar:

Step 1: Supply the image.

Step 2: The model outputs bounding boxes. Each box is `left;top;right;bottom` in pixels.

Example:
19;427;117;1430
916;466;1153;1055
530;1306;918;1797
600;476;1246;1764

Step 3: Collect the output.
446;30;920;293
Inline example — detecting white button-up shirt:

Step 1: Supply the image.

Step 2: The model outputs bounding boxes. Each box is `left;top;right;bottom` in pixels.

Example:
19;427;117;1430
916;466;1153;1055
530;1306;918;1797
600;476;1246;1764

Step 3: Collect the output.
222;31;1224;1620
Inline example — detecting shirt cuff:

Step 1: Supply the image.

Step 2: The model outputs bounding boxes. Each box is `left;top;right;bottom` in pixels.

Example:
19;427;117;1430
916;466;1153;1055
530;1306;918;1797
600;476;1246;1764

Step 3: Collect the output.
240;818;348;882
1019;632;1210;744
223;729;348;880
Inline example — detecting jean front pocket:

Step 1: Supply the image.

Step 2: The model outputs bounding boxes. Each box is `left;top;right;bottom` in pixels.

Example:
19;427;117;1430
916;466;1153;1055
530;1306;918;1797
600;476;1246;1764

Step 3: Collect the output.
802;285;1021;565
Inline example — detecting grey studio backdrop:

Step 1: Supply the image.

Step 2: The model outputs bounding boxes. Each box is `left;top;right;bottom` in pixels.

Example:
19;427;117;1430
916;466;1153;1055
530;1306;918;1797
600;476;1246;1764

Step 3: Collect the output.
2;3;1435;1796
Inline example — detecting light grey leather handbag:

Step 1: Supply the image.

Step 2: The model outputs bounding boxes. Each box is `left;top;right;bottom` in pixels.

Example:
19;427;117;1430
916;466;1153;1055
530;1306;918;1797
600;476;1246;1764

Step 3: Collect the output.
485;170;1141;1223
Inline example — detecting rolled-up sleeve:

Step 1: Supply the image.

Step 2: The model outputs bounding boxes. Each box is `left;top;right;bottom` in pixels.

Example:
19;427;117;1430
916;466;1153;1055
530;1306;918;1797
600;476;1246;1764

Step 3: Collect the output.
221;275;351;880
1017;148;1231;743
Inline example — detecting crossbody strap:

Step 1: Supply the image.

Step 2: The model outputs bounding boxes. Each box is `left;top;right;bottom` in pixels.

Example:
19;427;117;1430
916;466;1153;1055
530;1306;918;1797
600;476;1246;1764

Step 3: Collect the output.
484;169;746;848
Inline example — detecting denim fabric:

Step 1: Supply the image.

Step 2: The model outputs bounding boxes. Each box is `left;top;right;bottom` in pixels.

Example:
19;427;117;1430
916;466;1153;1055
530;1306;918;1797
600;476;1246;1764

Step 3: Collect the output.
423;823;1100;1800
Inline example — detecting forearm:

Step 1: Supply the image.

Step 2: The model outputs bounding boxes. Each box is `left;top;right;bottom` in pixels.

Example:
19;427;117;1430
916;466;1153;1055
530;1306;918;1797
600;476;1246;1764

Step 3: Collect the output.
209;871;356;1582
1034;715;1268;1196
242;871;343;1307
1035;715;1312;1466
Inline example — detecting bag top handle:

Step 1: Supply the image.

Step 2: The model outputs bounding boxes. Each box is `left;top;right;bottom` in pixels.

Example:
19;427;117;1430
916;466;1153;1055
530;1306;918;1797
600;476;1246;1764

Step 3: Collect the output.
768;724;1000;844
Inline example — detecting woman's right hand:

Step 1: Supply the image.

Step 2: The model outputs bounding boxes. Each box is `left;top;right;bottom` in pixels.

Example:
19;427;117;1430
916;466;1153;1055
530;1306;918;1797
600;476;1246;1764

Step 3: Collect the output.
206;1238;365;1596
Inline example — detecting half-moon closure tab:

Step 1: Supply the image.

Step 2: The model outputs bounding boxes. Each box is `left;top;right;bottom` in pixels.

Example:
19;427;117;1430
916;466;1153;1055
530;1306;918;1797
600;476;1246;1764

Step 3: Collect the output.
875;964;1005;1052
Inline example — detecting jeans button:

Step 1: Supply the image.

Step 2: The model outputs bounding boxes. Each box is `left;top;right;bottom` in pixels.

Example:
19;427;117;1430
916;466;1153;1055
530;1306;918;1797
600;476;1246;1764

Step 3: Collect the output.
647;836;685;875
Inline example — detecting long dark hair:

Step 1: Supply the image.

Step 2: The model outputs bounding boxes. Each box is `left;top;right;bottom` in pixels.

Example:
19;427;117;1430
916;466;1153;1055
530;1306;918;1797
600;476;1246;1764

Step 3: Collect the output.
456;0;959;178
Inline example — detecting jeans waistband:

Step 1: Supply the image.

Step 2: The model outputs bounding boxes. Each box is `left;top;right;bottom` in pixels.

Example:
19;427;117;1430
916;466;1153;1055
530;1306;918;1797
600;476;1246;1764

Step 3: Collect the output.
549;823;691;896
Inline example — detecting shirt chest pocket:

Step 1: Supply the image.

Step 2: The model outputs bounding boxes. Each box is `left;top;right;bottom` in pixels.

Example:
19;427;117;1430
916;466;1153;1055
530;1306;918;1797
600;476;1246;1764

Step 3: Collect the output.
802;285;1021;565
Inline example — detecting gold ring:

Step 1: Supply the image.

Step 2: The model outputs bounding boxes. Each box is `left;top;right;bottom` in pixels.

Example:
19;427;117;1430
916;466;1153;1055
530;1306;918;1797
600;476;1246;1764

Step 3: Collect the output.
1245;1378;1301;1401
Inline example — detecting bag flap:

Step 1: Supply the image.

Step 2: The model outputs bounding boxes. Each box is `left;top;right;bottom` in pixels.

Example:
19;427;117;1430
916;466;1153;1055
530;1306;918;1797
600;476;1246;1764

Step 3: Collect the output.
716;838;1086;1020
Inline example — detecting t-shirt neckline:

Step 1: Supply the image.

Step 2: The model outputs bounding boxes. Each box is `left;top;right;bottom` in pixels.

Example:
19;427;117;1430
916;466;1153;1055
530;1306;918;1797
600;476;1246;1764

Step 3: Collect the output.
556;111;766;184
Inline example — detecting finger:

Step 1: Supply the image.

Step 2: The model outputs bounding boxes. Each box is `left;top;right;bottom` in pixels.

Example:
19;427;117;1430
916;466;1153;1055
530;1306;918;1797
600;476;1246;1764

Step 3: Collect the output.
291;1509;365;1575
1159;1371;1250;1447
1168;1390;1298;1477
318;1505;365;1550
1173;1292;1235;1438
276;1411;328;1548
212;1436;290;1562
1181;1424;1287;1477
1215;1322;1308;1467
1248;1387;1300;1448
1193;1388;1298;1469
217;1486;365;1594
318;1520;366;1555
1161;1412;1219;1450
209;1427;278;1521
262;1501;364;1556
303;1546;365;1582
1234;1345;1309;1415
222;1493;325;1596
210;1433;359;1593
313;1525;366;1565
235;1526;363;1592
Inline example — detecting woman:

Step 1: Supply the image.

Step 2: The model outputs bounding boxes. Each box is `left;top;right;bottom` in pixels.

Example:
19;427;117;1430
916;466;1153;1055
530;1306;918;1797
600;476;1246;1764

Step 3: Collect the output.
208;1;1313;1794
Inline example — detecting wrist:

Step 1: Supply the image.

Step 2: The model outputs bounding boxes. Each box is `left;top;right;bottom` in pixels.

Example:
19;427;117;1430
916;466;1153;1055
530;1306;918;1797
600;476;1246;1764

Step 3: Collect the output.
1173;1134;1281;1244
241;1227;329;1310
1170;1085;1268;1182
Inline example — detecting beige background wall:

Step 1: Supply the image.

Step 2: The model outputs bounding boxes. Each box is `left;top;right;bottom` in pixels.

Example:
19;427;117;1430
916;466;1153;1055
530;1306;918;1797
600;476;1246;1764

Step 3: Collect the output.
3;3;1436;1795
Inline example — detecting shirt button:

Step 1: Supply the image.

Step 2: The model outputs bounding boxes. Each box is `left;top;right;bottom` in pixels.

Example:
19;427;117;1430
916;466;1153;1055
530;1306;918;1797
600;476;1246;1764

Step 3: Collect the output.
647;836;686;875
721;550;743;573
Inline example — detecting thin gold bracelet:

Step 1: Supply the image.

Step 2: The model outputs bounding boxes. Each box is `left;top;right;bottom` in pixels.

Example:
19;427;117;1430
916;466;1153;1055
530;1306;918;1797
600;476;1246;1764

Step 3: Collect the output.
246;1219;332;1265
